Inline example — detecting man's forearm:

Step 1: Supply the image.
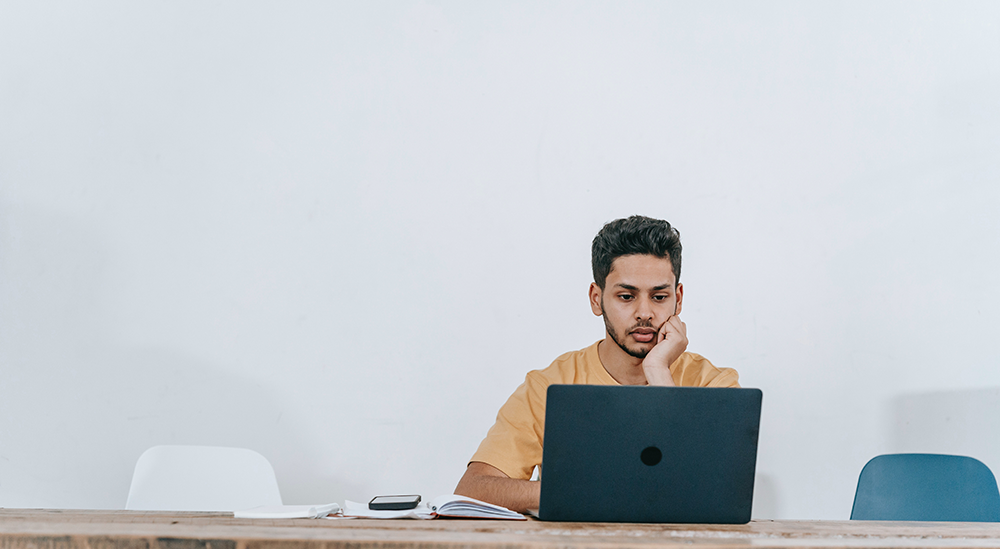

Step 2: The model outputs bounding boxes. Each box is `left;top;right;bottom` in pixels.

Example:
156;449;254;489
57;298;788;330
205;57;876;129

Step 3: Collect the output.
455;462;540;513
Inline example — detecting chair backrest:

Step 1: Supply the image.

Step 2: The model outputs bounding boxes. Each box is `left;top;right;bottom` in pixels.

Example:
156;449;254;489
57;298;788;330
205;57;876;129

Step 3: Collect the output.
851;453;1000;521
126;445;283;511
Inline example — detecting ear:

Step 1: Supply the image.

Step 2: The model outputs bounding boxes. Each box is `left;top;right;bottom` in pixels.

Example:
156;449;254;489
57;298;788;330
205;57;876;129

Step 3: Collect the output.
674;282;684;316
589;283;604;316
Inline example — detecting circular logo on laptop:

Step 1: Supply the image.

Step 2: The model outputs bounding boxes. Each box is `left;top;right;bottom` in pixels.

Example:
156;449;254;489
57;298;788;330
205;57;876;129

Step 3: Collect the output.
640;446;662;466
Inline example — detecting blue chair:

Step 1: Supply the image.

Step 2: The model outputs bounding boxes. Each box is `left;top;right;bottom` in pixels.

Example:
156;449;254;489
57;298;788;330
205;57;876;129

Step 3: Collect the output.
851;453;1000;522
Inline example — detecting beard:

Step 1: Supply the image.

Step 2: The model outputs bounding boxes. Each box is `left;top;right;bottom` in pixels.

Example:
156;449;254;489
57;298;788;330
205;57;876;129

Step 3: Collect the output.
601;298;655;359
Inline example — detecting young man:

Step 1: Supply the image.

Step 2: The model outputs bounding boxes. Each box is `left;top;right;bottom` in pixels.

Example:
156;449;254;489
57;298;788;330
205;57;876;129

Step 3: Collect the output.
454;215;740;512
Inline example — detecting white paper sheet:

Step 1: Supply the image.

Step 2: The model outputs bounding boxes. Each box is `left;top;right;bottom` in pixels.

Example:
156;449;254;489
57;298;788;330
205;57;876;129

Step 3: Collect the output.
234;503;341;519
340;500;434;519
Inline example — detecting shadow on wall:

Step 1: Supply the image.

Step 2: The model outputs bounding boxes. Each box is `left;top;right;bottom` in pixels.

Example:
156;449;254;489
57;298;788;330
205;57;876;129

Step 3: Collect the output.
0;204;363;508
886;388;1000;477
752;473;779;520
95;347;366;508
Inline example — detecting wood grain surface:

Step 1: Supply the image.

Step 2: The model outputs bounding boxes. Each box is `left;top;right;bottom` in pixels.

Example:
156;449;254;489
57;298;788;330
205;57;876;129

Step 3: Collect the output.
1;509;999;548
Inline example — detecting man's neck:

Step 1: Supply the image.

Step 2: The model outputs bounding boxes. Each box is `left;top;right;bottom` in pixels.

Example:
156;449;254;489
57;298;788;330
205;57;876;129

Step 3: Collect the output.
597;336;648;386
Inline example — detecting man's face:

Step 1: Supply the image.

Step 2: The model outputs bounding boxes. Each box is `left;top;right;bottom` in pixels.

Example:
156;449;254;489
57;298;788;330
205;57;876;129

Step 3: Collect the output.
589;254;684;359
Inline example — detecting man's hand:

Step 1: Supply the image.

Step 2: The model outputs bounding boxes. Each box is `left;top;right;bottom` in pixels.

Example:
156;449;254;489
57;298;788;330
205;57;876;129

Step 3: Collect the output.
641;315;688;386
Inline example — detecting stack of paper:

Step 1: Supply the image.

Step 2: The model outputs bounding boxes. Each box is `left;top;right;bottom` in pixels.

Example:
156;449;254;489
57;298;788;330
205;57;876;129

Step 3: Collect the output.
233;503;341;519
233;495;524;521
341;500;435;519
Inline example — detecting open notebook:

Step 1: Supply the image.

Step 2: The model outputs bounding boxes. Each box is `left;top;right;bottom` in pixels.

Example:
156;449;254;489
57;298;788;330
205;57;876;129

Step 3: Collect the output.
341;495;524;520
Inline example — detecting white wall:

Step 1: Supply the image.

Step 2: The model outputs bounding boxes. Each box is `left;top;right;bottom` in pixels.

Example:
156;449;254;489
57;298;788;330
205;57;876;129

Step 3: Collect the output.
2;0;999;519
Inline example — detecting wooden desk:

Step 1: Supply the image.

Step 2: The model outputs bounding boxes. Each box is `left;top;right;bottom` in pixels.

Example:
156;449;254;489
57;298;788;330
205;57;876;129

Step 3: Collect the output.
1;509;999;548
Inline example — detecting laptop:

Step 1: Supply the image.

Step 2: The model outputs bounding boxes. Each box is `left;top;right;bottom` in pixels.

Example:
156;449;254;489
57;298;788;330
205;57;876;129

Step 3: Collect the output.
537;385;762;523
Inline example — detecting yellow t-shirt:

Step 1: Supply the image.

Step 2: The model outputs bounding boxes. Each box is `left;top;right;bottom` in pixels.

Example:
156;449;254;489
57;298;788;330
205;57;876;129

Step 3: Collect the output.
469;340;740;480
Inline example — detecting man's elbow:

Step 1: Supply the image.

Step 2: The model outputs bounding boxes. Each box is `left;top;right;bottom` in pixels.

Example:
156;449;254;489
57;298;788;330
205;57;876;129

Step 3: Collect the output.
455;462;505;499
455;462;540;513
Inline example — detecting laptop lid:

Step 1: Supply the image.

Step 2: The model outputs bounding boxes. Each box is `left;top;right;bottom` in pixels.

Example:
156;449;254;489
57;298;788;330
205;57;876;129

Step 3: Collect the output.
538;385;762;524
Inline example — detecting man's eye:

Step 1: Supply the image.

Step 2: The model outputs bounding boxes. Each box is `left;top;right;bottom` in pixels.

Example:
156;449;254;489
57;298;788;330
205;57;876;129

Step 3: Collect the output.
653;295;670;301
618;295;634;301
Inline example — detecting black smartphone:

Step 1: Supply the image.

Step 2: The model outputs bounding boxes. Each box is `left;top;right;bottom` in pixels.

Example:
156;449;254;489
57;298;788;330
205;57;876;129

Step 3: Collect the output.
369;494;421;510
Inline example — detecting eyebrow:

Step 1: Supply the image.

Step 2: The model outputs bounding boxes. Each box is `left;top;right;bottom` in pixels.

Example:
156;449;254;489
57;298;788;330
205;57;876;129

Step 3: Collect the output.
614;283;674;291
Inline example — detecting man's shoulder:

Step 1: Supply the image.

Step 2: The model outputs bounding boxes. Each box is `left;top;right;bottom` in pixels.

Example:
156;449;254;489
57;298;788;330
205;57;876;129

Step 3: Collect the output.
677;351;712;366
675;351;741;387
549;341;600;367
525;341;606;386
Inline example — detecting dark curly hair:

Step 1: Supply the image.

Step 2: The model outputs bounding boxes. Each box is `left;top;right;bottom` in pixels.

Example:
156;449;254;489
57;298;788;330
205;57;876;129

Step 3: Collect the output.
591;215;682;289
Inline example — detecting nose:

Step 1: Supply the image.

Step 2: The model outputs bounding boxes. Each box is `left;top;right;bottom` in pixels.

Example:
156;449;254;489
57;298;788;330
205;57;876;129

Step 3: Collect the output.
635;296;653;321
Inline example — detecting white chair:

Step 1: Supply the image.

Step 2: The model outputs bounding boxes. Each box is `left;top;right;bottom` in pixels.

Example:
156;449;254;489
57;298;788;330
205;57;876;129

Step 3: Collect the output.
126;445;283;511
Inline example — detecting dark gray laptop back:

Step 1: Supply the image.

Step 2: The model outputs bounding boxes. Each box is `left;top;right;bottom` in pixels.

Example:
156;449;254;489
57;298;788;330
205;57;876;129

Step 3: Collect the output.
538;385;762;523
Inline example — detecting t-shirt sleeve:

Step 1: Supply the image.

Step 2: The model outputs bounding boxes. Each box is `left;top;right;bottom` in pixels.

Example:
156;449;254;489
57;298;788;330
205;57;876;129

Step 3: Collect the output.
678;353;742;388
706;367;740;388
468;373;546;480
